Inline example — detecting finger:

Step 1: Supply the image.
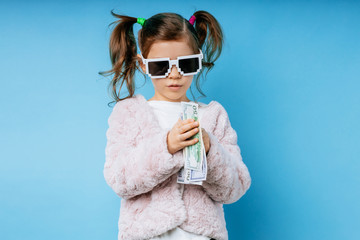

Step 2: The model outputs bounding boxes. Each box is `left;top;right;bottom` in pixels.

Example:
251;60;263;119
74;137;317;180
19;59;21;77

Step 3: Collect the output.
182;137;199;147
181;118;194;126
179;127;199;141
179;120;199;134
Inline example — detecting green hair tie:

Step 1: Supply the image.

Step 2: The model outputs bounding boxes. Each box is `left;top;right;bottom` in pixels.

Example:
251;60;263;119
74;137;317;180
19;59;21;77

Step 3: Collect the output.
137;18;146;26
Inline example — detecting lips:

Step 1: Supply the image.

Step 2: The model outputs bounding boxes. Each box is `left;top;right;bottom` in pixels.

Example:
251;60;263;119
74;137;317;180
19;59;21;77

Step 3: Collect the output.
168;84;182;91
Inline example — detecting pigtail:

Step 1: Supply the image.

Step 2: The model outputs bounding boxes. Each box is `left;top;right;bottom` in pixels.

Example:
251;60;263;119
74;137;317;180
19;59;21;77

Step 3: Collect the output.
99;10;139;107
183;10;224;102
192;10;224;75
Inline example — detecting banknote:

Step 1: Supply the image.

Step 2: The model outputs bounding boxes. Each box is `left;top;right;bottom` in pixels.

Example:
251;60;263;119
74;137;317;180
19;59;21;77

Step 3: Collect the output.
177;102;207;185
177;140;207;185
181;102;203;172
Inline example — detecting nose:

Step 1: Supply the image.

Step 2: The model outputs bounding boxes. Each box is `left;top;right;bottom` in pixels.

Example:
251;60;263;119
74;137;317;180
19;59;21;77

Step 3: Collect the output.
168;64;181;79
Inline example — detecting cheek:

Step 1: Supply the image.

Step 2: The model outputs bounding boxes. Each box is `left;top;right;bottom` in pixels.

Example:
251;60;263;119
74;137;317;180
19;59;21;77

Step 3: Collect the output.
151;80;166;89
161;82;168;89
184;77;193;88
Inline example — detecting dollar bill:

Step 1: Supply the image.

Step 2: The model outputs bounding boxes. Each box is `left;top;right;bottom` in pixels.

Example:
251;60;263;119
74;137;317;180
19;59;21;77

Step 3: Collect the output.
181;102;203;172
177;101;207;185
177;144;207;185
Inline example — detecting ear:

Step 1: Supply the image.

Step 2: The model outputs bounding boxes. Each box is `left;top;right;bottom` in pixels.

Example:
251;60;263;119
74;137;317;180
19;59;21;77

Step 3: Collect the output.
137;54;146;73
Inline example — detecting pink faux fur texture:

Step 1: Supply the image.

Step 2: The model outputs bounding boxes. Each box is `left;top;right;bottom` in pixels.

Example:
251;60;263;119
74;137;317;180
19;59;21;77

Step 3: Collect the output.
104;94;251;240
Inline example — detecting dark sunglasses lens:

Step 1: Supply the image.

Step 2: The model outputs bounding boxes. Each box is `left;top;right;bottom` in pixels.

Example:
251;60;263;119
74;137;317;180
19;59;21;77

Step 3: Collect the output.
148;61;169;76
179;57;199;73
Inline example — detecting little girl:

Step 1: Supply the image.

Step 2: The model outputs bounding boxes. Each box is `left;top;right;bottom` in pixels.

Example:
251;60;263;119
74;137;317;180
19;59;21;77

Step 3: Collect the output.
102;10;251;240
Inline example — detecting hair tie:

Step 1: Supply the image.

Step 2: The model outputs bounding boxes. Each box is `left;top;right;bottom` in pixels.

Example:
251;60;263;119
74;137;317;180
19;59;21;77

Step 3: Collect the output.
189;15;196;25
137;18;146;26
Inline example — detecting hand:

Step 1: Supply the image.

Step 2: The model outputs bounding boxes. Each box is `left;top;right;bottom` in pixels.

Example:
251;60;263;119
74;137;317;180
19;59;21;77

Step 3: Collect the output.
167;118;200;154
201;128;210;155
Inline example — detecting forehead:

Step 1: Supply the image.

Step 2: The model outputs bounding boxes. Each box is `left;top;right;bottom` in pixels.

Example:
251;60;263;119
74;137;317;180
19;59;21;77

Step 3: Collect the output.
147;40;194;59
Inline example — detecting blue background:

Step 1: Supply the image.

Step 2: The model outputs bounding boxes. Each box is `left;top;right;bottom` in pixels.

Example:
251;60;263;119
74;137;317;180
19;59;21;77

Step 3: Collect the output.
1;0;359;239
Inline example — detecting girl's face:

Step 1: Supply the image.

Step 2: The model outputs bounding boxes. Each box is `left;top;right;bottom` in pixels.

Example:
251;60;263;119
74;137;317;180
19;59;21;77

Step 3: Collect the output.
137;39;195;102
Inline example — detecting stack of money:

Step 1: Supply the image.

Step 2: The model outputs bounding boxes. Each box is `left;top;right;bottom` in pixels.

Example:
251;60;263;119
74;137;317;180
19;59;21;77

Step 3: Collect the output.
177;102;207;185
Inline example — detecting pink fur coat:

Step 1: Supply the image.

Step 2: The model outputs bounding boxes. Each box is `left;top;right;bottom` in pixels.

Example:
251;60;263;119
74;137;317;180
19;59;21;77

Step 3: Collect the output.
103;94;251;240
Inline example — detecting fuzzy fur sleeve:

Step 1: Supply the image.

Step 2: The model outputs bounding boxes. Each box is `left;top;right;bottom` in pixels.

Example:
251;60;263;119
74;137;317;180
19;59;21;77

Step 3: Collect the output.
202;103;251;204
103;100;183;200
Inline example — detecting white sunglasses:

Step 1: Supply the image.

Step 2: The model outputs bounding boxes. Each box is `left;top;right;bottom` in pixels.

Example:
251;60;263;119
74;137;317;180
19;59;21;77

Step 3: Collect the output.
139;49;203;79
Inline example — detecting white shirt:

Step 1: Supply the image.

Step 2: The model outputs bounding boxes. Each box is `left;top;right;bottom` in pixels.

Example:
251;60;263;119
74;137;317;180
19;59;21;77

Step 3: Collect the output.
147;99;207;130
146;99;211;240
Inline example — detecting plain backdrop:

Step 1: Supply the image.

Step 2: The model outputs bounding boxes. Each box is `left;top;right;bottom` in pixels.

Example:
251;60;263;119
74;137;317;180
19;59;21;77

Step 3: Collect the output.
1;0;359;239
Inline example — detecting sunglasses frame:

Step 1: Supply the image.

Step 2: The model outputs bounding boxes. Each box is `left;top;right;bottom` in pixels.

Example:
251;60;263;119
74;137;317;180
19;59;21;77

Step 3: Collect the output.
139;49;203;79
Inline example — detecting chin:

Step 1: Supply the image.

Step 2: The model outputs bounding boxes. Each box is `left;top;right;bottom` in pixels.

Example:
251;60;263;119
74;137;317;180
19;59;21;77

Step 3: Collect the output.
165;93;185;101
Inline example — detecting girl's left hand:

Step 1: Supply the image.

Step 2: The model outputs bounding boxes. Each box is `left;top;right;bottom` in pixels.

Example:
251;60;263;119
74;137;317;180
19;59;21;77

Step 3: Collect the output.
201;128;210;155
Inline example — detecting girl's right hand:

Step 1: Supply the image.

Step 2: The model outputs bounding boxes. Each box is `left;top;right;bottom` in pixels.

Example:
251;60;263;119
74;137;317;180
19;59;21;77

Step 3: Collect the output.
167;118;200;154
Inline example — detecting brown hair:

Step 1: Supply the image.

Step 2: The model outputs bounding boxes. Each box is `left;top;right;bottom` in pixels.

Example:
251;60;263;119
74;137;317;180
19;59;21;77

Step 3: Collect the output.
99;10;224;107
